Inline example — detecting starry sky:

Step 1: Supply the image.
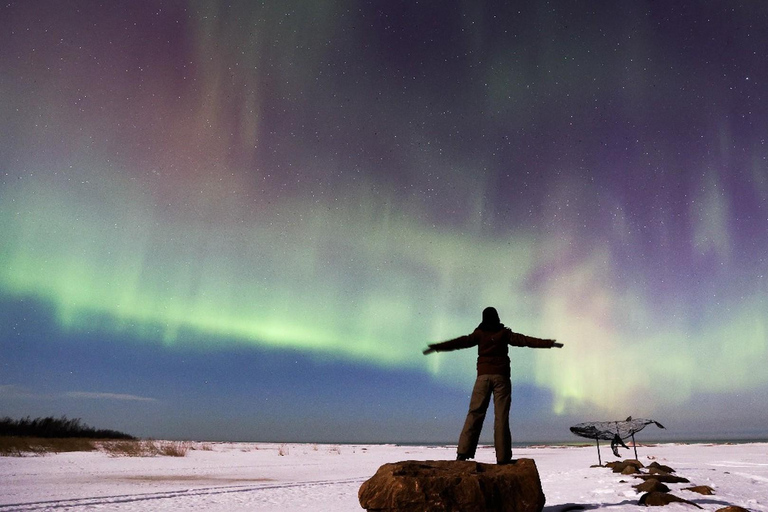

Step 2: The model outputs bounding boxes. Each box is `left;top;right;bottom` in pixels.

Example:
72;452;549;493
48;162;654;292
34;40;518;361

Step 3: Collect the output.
2;0;767;443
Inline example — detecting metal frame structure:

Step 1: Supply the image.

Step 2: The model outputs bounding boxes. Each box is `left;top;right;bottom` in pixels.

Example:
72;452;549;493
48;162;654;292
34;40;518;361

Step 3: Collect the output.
570;417;665;465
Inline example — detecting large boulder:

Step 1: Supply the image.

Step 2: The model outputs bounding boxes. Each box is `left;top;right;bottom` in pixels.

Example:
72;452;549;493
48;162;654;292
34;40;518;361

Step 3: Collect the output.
358;459;546;512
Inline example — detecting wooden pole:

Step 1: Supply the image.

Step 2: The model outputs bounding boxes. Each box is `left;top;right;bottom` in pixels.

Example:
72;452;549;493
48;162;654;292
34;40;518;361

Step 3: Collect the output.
596;437;602;466
632;433;638;460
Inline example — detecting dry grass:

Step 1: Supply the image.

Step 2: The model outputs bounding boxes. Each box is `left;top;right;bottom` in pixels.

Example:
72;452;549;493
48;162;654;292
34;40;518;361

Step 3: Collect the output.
0;437;194;458
98;440;190;457
0;437;98;456
98;440;149;457
159;441;190;457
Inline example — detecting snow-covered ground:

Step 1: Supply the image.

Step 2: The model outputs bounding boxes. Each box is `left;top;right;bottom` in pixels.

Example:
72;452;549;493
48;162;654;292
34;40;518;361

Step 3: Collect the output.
1;442;766;511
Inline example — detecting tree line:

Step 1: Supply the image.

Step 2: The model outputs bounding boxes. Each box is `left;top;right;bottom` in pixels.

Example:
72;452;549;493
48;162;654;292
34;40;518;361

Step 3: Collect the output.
0;416;135;440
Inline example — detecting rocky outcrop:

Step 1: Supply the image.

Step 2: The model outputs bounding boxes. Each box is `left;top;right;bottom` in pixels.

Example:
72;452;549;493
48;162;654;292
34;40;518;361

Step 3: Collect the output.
600;459;740;509
358;459;546;512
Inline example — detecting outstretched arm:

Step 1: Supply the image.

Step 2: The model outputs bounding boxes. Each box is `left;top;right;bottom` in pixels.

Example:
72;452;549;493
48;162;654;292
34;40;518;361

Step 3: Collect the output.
422;335;475;355
509;330;562;349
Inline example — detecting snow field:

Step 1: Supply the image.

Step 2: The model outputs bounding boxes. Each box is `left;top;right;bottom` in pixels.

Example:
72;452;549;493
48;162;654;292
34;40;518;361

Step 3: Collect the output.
1;442;766;511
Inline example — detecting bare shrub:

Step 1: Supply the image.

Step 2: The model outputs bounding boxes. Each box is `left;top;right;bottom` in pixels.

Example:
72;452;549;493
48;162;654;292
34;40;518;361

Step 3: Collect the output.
159;441;190;457
1;435;187;459
99;440;189;457
328;445;341;455
44;438;97;453
0;437;34;456
1;437;97;457
99;440;152;457
278;443;289;456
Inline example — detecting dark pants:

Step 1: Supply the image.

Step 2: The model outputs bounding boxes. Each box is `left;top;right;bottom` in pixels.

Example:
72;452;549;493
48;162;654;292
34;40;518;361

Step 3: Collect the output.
457;374;512;464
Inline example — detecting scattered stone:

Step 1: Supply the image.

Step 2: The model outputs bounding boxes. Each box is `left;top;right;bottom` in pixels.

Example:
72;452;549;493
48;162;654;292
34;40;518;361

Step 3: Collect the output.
633;478;671;493
715;507;749;512
638;492;702;508
606;460;644;474
648;462;676;474
358;459;546;512
635;474;690;484
683;485;715;495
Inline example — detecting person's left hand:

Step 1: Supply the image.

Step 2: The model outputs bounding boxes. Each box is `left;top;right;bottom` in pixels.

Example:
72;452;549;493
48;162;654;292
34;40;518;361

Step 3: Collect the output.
552;341;563;348
422;347;436;355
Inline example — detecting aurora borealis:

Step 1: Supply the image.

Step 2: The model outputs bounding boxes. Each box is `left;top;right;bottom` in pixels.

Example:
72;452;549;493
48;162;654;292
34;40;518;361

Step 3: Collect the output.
2;1;768;442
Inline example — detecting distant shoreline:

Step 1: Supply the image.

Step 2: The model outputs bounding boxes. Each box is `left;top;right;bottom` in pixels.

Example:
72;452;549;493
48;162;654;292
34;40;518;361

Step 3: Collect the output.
200;438;768;447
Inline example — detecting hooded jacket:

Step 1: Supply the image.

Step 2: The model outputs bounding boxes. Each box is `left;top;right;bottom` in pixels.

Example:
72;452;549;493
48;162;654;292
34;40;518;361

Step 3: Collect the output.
428;326;555;377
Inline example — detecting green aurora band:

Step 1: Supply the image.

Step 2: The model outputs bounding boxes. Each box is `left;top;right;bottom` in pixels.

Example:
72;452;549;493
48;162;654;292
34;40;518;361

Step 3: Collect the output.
2;168;766;416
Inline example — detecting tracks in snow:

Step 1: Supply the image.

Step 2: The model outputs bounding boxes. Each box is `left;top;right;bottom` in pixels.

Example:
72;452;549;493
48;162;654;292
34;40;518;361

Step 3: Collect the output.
0;477;367;511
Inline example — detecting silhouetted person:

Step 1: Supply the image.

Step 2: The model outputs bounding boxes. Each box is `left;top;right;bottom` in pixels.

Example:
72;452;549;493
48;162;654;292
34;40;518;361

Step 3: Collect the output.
423;307;563;464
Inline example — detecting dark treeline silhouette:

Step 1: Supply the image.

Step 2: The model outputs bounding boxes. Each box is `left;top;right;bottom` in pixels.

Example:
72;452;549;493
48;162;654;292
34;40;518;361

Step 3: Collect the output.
0;416;135;440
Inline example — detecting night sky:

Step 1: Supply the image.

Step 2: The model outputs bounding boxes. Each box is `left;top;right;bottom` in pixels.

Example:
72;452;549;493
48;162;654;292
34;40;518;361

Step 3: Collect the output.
2;1;767;443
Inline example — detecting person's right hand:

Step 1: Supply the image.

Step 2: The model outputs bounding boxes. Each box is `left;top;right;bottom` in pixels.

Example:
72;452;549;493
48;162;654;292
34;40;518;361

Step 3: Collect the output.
552;341;563;348
422;347;436;355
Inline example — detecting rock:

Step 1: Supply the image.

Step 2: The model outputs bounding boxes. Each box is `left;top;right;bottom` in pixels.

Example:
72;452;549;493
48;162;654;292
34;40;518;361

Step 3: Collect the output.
606;460;644;474
683;485;715;495
358;459;546;512
635;473;690;484
638;492;702;508
621;465;640;475
648;462;676;474
715;507;749;512
633;478;671;493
